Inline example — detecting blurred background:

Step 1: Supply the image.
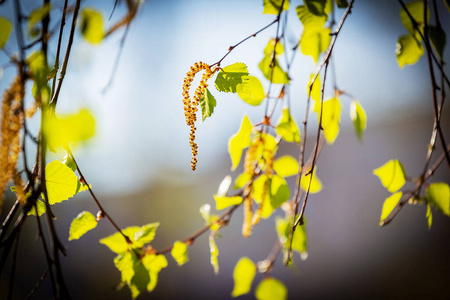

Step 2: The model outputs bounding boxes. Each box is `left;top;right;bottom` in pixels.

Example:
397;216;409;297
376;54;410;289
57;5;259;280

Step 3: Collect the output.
1;0;450;299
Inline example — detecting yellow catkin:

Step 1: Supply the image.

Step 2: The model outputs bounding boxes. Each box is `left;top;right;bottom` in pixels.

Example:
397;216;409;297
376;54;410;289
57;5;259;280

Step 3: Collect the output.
242;195;253;238
182;62;216;171
13;172;26;205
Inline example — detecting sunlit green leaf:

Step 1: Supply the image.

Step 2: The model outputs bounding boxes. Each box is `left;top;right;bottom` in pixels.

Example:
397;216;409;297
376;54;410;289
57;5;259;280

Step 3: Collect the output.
100;223;159;254
300;167;322;193
231;257;256;297
373;159;406;193
171;241;189;266
308;74;322;102
350;100;367;142
45;160;80;204
428;25;446;59
426;203;432;230
400;1;428;34
27;51;49;95
263;0;289;14
304;0;327;16
27;3;52;37
214;195;243;210
300;27;331;63
215;62;248;93
228;115;253;171
313;97;341;144
426;182;450;216
253;175;290;218
234;172;252;189
276;216;307;258
199;88;216;121
237;76;265;106
258;55;290;84
209;234;219;274
255;278;287;300
129;259;150;299
380;192;402;224
273;155;299;177
276;108;301;143
396;34;424;68
114;251;137;285
27;200;47;216
335;0;349;8
142;254;168;292
80;8;104;45
296;5;327;30
264;38;285;56
0;17;12;49
68;211;98;241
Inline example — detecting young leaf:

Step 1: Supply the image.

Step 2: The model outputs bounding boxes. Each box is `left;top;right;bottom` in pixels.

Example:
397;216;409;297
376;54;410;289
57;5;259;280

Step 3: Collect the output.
380;192;402;224
296;5;327;31
304;0;327;17
335;0;349;8
214;195;243;210
314;97;341;144
350;100;367;142
263;0;289;14
114;251;137;287
396;34;424;68
99;223;159;254
276;216;307;258
234;172;252;189
300;27;331;63
217;175;232;197
209;234;219;274
27;3;52;37
228;115;253;171
255;278;288;300
426;183;450;216
273;155;299;178
308;74;322;102
80;8;104;45
68;211;98;241
215;62;248;93
373;159;406;193
200;204;212;223
426;203;432;230
171;241;189;266
27;51;48;93
129;260;150;299
27;200;47;217
141;254;168;292
237;76;265;106
264;38;285;56
400;1;429;34
0;17;12;49
275;108;301;143
428;25;446;59
300;167;322;194
45;160;81;204
253;175;290;218
231;257;256;298
258;55;290;84
199;88;216;121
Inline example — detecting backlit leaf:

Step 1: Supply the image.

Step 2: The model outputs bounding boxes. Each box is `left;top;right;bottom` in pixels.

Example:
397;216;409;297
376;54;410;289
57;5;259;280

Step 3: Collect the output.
273;155;299;178
27;51;48;93
258;55;290;84
314;97;341;144
171;241;189;266
27;200;47;216
231;257;256;297
304;0;327;16
263;0;289;14
142;254;168;292
228;115;253;170
300;27;331;63
255;278;287;300
209;234;219;274
27;3;52;37
428;25;446;59
237;76;265;106
129;260;150;299
100;223;159;254
253;175;290;218
234;172;252;189
308;74;322;102
396;34;424;68
0;17;12;49
68;211;97;241
214;195;243;210
350;100;367;142
400;1;428;34
80;8;104;44
426;182;450;216
426;203;432;230
215;62;248;93
373;159;406;193
276;216;307;257
199;88;216;121
275;108;301;143
335;0;349;8
300;167;322;193
264;38;285;56
380;192;402;224
45;160;80;204
114;252;137;290
296;5;327;30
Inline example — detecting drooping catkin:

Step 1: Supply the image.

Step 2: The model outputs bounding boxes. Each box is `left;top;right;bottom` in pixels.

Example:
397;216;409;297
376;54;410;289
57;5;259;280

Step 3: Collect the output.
242;195;253;238
182;62;216;171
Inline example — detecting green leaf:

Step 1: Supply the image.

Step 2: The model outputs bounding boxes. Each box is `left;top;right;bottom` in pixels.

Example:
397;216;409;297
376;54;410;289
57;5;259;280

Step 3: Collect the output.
99;223;159;254
44;108;96;149
231;257;256;298
27;200;47;216
276;216;307;257
215;62;248;93
300;27;331;63
171;241;189;266
396;34;424;68
0;17;12;49
258;55;290;84
307;74;322;101
228;115;253;171
373;159;406;193
62;152;77;172
350;100;367;142
304;0;327;17
68;211;98;241
114;251;137;285
335;0;349;8
264;38;285;56
263;0;290;14
426;203;432;230
426;182;450;216
296;5;327;31
275;108;301;143
199;88;216;121
237;76;265;106
300;167;322;194
142;254;168;292
214;195;243;210
80;8;104;45
313;97;341;144
234;172;252;189
253;175;290;218
27;51;49;95
209;234;219;274
380;192;402;224
400;1;429;34
27;3;52;37
428;25;446;59
129;259;150;299
273;155;299;177
255;278;287;300
45;160;80;204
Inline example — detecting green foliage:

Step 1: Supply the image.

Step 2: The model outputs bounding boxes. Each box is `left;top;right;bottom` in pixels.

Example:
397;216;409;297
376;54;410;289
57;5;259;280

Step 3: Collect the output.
255;277;287;300
296;5;327;31
350;100;367;142
304;0;327;17
68;211;98;241
231;257;256;297
27;3;52;38
215;63;249;93
259;39;290;84
273;155;299;177
426;203;433;229
142;254;168;292
0;17;12;49
313;97;341;144
199;88;216;121
276;217;308;259
308;74;322;101
373;159;406;193
300;26;331;63
426;183;450;216
209;234;219;274
399;1;429;34
428;25;447;59
263;0;289;14
253;174;290;218
214;195;243;210
100;223;159;254
335;0;349;8
171;241;189;266
300;167;322;193
27;200;47;217
236;76;265;106
80;8;104;45
234;173;252;189
276;108;301;143
380;192;402;224
27;51;48;95
228;115;253;171
45;160;83;205
396;34;424;68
